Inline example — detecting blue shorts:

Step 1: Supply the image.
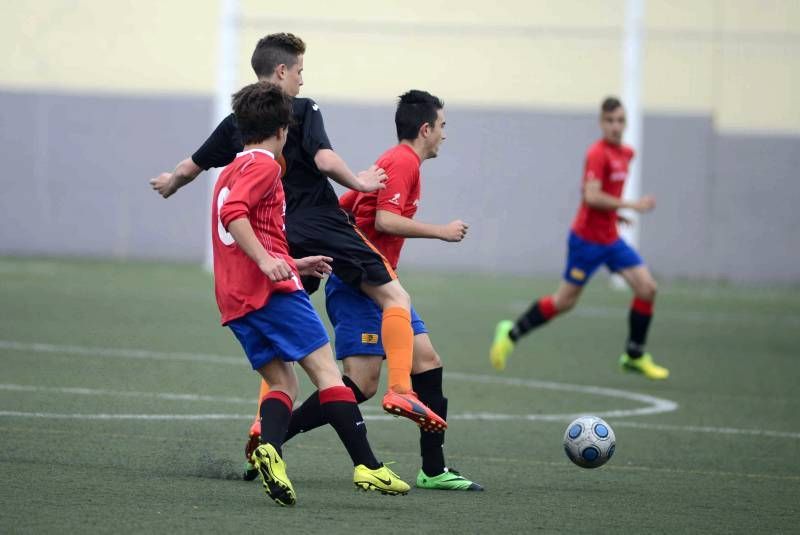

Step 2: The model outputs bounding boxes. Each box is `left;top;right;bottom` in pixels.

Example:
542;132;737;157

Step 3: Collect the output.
563;231;643;286
325;274;428;360
227;291;329;370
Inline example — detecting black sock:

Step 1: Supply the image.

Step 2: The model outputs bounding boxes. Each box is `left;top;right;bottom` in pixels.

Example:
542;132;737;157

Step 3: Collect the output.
343;375;369;403
627;299;653;359
284;375;368;443
320;386;380;469
259;393;292;456
412;367;447;476
283;390;321;443
510;296;557;342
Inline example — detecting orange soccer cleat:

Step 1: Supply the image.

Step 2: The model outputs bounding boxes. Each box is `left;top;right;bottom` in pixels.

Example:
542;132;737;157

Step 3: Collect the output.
382;390;447;433
243;419;261;481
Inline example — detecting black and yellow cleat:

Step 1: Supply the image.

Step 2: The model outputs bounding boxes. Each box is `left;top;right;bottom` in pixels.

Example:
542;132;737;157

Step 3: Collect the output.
353;464;410;495
251;443;296;506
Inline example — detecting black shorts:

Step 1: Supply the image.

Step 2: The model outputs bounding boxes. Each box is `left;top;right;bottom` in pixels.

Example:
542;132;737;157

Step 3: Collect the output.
287;207;396;294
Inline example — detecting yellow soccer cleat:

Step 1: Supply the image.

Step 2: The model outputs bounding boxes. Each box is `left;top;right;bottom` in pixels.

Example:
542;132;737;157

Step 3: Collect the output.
353;464;410;496
618;353;669;380
490;320;515;371
251;443;296;506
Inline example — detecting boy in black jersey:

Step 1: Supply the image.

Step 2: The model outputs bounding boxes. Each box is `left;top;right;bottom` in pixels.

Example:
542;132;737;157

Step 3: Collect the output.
150;33;448;474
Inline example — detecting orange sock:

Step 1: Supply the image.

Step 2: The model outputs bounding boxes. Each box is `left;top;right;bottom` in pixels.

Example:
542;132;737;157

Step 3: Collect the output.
253;379;270;425
382;306;413;393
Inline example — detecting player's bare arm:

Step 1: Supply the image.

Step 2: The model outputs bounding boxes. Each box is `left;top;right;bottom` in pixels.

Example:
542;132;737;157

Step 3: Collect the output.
583;180;656;213
227;218;293;282
375;210;468;242
149;158;203;198
294;255;333;278
314;149;387;192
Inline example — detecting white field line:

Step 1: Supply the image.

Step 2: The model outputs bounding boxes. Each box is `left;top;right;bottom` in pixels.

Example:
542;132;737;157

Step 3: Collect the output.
0;340;243;366
1;409;798;439
0;383;253;404
2;340;797;439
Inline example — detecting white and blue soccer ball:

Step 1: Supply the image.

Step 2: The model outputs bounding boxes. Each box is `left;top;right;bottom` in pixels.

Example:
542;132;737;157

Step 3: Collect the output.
563;416;616;469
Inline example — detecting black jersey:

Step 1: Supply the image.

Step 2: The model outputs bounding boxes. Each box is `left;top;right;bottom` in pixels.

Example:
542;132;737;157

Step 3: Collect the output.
192;97;339;214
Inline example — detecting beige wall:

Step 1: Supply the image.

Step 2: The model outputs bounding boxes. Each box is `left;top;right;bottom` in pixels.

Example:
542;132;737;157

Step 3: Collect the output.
1;0;798;132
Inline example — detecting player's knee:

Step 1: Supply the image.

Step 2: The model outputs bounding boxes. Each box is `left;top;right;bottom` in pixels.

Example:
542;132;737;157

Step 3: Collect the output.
359;379;379;400
638;280;657;302
555;294;577;312
413;350;442;373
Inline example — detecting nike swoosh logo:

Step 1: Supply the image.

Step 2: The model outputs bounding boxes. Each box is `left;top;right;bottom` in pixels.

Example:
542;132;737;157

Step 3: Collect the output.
409;400;428;416
375;476;393;486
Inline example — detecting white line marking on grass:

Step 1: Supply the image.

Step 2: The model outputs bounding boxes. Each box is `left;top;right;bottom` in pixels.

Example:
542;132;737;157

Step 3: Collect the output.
611;421;800;439
0;384;253;404
3;340;795;439
1;410;798;439
0;411;251;420
444;372;678;419
0;340;243;366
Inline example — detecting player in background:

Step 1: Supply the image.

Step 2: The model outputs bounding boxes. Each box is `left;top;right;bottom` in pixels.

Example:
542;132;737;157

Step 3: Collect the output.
489;97;669;380
278;90;482;491
150;33;448;474
212;81;409;505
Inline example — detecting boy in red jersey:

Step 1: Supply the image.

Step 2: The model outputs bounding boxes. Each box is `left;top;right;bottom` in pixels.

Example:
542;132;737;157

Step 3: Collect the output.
150;35;447;475
490;97;669;380
279;90;482;491
213;81;409;505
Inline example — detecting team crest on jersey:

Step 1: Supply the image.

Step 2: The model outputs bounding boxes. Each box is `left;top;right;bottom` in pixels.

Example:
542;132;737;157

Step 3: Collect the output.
361;333;379;344
570;267;586;281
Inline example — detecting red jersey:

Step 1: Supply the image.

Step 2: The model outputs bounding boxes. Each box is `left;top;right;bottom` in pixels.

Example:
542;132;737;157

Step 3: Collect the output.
571;139;635;245
340;144;421;269
212;149;302;325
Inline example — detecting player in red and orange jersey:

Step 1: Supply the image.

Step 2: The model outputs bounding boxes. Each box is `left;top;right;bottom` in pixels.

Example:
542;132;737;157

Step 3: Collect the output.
280;90;482;491
490;96;669;380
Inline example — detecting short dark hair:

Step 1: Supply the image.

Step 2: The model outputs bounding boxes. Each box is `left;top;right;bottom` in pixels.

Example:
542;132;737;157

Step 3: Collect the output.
395;90;444;141
601;96;623;114
251;33;306;78
231;82;292;145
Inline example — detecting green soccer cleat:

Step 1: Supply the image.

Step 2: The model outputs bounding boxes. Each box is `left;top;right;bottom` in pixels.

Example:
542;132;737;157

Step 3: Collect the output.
353;464;410;495
619;353;669;380
490;320;515;371
242;460;259;481
416;467;484;491
251;443;296;506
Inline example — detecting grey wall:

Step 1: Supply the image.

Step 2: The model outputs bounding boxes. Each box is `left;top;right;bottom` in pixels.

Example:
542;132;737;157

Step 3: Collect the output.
1;89;799;282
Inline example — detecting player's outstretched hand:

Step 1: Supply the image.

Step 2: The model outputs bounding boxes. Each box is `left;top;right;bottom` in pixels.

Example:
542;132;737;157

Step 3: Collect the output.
258;256;294;282
149;172;178;199
356;165;388;192
295;255;333;278
440;220;469;242
633;195;656;213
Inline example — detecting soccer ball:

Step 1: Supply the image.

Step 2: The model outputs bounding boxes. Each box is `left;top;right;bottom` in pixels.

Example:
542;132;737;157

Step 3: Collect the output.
563;416;616;468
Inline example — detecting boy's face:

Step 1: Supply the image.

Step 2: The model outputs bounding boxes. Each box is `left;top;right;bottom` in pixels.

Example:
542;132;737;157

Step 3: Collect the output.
282;55;304;97
600;106;626;145
425;109;446;159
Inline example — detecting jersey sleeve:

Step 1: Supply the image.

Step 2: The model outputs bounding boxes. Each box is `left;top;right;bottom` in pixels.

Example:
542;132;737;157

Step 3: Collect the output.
300;99;333;157
339;190;359;212
375;156;416;215
192;114;242;170
583;146;607;183
219;160;280;228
